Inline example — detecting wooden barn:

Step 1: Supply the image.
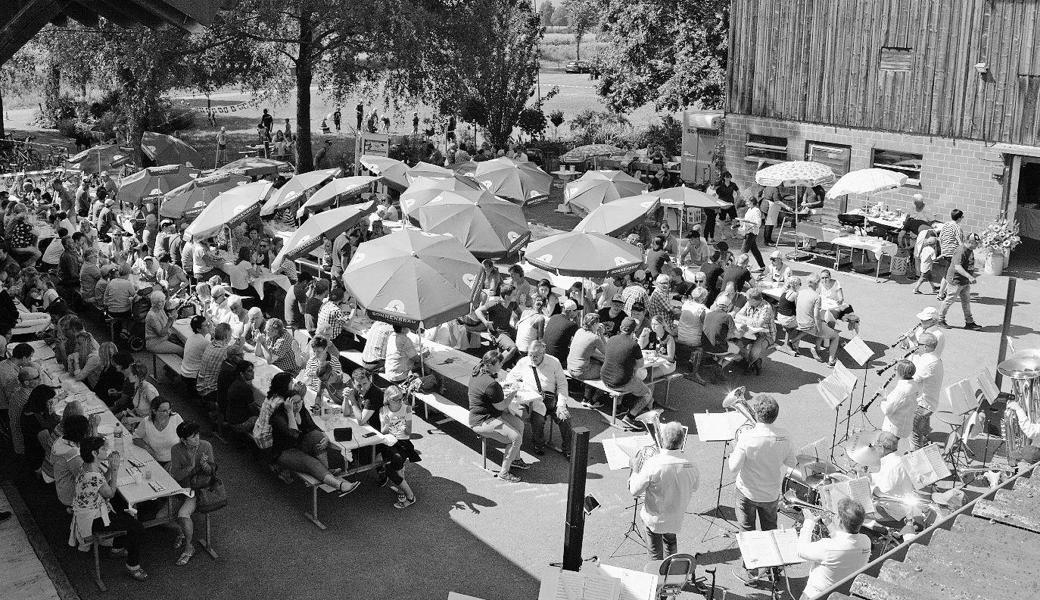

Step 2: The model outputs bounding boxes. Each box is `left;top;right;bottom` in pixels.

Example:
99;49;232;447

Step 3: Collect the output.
724;0;1040;244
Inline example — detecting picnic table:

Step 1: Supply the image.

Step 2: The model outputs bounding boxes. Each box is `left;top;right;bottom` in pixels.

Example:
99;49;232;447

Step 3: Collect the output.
830;235;899;281
210;250;291;299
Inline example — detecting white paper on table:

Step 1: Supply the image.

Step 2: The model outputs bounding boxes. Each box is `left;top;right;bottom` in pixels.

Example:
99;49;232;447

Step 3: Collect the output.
538;567;621;600
843;336;874;367
595;564;657;600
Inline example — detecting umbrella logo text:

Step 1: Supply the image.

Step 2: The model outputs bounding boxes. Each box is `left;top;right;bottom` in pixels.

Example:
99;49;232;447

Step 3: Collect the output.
614;256;629;266
462;273;477;288
537;253;553;262
384;299;406;314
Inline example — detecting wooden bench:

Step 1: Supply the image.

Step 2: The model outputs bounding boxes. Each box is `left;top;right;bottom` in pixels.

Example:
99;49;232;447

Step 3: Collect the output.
84;530;126;591
573;372;682;426
413;390;539;470
152;353;187;383
293;471;342;530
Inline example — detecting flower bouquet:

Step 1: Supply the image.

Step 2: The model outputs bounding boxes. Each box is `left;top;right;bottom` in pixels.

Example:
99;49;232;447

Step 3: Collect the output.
981;218;1022;256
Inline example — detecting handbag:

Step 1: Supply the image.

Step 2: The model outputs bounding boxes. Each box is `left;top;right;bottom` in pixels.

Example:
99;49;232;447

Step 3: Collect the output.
531;365;558;410
194;464;228;514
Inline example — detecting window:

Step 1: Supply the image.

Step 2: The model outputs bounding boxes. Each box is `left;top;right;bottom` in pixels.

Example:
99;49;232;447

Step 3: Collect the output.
805;141;851;177
872;148;922;186
744;134;787;164
880;47;913;72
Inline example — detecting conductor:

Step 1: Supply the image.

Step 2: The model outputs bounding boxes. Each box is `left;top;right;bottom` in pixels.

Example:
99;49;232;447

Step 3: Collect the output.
628;421;699;560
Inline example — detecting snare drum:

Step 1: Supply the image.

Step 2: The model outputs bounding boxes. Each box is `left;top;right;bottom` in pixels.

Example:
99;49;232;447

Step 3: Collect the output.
781;474;821;508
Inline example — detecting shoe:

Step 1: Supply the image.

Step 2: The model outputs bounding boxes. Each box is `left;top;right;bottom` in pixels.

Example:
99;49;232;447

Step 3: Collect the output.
532;446;545;456
106;547;129;559
937;319;950;328
620;414;640;429
511;459;532;471
498;471;521;483
964;322;982;330
173;533;185;550
175;548;194;566
126;565;149;581
376;471;390;488
338;480;361;496
394;496;416;509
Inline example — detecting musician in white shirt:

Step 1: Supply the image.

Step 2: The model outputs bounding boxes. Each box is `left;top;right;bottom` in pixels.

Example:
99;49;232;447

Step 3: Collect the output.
869;431;918;522
880;360;919;443
729;394;798;577
796;499;871;600
900;306;945;356
629;421;699;560
505;340;572;457
909;333;943;449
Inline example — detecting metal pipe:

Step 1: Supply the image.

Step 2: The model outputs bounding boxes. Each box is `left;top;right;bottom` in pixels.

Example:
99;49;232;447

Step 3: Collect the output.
996;278;1017;389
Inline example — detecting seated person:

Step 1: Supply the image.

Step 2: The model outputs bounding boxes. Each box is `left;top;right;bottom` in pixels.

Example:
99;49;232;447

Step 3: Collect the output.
514;297;546;359
1005;399;1040;465
145;291;183;355
384;325;423;384
732;288;775;375
601;318;655;430
377;385;420;507
165;421;215;566
69;331;102;387
225;361;259;432
132;397;183;467
818;269;859;332
468;350;529;483
796;498;871;600
762;250;792;285
567;314;606;405
506;340;573;457
473;284;519;366
254;318;298;376
638;315;677;377
53;414;91;507
346;372;419;507
301;335;343;405
360;320;393;370
679;230;710;265
790;274;841;366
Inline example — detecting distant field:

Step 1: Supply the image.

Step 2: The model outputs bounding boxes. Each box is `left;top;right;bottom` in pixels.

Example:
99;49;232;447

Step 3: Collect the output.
539;31;607;66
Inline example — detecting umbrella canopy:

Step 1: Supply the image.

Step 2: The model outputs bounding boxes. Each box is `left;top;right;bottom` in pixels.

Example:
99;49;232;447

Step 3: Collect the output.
825;168;908;199
524;231;644;277
407;161;453;183
564;170;647;215
297;175;379;215
412;189;531;259
574;193;660;236
657;186;732;209
270;201;377;271
400;176;482;216
118;164;198;204
216;157;292;178
754;161;835;188
360;155;409;190
472;157;552;204
67;144;132;173
160;172;250;220
261;167;341;216
342;229;484;329
559;144;624;164
452;161;478;176
141;131;202;168
186;180;271;240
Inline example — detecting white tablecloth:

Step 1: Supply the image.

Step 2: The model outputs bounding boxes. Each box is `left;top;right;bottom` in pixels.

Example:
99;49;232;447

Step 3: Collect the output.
845;209;906;230
831;235;898;260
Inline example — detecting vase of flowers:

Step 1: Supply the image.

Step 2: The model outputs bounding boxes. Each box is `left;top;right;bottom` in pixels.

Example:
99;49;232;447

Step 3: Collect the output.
980;218;1022;275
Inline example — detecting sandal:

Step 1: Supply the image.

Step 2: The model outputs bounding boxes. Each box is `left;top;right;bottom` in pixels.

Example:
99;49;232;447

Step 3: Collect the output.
126;565;149;581
394;496;416;509
176;548;194;566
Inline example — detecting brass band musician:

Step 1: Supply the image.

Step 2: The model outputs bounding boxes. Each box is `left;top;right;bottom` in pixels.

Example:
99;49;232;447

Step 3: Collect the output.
898;307;945;356
796;499;871;600
628;421;699;561
1006;399;1040;464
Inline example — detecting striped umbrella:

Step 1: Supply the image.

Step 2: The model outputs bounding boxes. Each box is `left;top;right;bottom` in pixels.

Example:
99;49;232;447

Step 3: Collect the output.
186;180;271;240
343;229;484;329
524;231;644;277
412;189;531;259
270;201;376;271
563;170;647;215
261;167;341;215
160;171;250;219
472;157;552;204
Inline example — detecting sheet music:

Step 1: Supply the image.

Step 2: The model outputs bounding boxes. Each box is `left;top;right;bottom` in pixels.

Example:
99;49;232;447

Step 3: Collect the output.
940;378;976;416
843;336;874;366
833;363;859;390
596;564;657;600
601;434;654;471
737;529;803;569
816;378;848;410
821;476;875;515
976;369;999;403
902;444;951;488
538;567;621;600
693;412;748;442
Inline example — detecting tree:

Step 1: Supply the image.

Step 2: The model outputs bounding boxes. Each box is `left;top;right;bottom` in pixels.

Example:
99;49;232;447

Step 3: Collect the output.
562;0;601;62
538;1;556;26
549;109;565;137
517;107;547;140
596;0;728;113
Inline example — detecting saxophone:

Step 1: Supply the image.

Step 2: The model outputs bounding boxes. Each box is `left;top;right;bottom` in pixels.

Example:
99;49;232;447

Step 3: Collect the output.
630;409;664;472
723;387;757;441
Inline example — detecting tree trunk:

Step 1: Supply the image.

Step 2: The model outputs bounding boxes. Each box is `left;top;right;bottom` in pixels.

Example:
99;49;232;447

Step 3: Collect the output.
44;62;61;125
0;86;5;139
294;8;315;173
129;118;146;169
575;34;582;62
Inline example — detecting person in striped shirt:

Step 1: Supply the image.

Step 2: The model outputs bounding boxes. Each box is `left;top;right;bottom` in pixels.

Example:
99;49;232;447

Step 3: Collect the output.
935;209;965;301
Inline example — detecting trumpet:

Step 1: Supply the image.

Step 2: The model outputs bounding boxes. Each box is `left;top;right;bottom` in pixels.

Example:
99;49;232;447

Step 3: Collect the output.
782;489;834;516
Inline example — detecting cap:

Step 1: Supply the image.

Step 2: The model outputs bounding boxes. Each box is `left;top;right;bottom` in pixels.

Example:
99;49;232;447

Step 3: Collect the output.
916;307;939;321
562;299;579;312
611;293;624;303
620;317;638;333
769;250;782;260
655;274;671;285
161;219;174;227
715;241;729;251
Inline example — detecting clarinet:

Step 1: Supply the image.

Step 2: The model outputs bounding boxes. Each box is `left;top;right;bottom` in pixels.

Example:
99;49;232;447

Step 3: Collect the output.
875;348;915;375
891;325;919;348
862;371;899;413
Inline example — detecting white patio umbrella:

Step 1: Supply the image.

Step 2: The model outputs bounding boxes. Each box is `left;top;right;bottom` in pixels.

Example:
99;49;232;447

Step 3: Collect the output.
754;160;835;238
825;168;908;199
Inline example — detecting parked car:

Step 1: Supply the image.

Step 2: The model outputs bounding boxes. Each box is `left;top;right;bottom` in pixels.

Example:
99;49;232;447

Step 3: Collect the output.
564;60;591;74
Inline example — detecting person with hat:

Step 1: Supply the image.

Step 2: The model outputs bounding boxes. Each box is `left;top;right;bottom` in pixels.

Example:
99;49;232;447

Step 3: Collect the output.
762;250;792;285
937;232;981;330
601;317;655;429
598;293;627;337
95;199;117;242
153;219;176;258
542;299;580;365
909;332;943;449
711;240;734;267
902;307;946;356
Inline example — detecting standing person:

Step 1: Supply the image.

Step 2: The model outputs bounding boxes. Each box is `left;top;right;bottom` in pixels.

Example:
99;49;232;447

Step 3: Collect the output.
260;109;274;135
314;139;332;169
714;171;739;225
728;394;797;581
355;103;364;130
739;197;765;269
912;235;940;295
762;188;788;245
937;233;981;330
332;107;342;132
468;350;529;483
628;421;699;560
880;360;919;445
215;127;228;167
910;333;943;450
412;111;420;135
796;499;871;600
935;209;966;300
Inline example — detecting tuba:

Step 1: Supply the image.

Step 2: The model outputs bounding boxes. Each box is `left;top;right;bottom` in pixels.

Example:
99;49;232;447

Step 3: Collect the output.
723;387;757;441
630;409;664;472
997;350;1040;461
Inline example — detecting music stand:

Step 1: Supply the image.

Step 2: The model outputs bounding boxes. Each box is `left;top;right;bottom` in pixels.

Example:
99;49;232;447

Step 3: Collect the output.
816;363;857;463
693;411;748;540
602;433;656;557
609;497;647;558
735;529;803;600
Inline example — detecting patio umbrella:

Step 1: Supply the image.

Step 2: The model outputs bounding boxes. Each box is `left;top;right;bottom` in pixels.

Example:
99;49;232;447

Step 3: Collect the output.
67;144;132;173
559;144;624;164
360;155;409;190
216;156;292;178
118;164;198;204
524;231;644;277
472;157;553;204
260;167;341;216
407;161;453;183
400;176;482;217
141;131;202;168
825;168;908;199
160;171;250;220
564;170;647;216
657;186;733;209
452;161;478;176
342;229;484;329
297;175;379;215
574;193;660;236
186;180;271;240
754;161;836;238
412;189;531;259
270;201;377;271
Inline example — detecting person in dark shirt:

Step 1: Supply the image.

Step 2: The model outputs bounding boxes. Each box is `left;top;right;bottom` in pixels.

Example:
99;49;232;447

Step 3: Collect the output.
645;236;671;279
216;346;245;425
225;360;257;431
597;295;627;337
715;171;739;223
541;300;580;363
938;234;981;329
721;254;753;295
269;391;359;494
304;278;328;334
600;318;654;429
467;350;528;482
700;260;725;308
701;300;735;354
290;273;312;330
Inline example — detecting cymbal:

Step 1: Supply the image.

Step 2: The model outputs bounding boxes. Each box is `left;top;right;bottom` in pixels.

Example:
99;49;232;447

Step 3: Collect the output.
846;430;882;469
997;350;1040;380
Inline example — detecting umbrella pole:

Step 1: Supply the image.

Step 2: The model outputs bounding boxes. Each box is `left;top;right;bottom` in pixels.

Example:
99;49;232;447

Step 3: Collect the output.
418;326;426;377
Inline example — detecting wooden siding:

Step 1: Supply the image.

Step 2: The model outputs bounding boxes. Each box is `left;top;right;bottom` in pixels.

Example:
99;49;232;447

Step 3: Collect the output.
728;0;1040;146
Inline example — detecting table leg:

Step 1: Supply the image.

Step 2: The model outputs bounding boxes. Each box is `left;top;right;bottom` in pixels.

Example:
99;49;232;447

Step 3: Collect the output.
305;485;327;530
197;513;219;559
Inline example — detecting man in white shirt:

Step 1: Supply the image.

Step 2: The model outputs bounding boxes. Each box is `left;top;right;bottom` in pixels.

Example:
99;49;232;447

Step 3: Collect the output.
729;394;797;577
796;498;871;600
869;432;916;500
909;333;943;449
902;306;945;356
505;340;572;457
180;316;211;387
739;197;765;270
384;325;422;383
629;421;699;560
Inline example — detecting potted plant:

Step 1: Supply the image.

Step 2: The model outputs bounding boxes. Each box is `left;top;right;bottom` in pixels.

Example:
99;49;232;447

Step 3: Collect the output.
980;217;1022;275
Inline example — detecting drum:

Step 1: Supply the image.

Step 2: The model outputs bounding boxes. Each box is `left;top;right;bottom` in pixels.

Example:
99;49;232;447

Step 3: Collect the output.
780;474;821;511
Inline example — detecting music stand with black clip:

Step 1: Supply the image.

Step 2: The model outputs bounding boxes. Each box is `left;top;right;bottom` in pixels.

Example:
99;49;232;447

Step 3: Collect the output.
693;411;749;541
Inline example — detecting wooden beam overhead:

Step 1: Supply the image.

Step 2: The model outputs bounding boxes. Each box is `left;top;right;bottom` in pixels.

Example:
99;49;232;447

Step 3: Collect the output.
64;1;100;28
0;0;69;64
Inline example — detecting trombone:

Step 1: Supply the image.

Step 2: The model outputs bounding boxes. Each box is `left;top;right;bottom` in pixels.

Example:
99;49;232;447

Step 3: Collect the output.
782;489;834;516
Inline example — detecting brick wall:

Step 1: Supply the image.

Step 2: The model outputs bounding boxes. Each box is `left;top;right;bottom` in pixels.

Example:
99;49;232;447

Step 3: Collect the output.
721;114;1007;234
